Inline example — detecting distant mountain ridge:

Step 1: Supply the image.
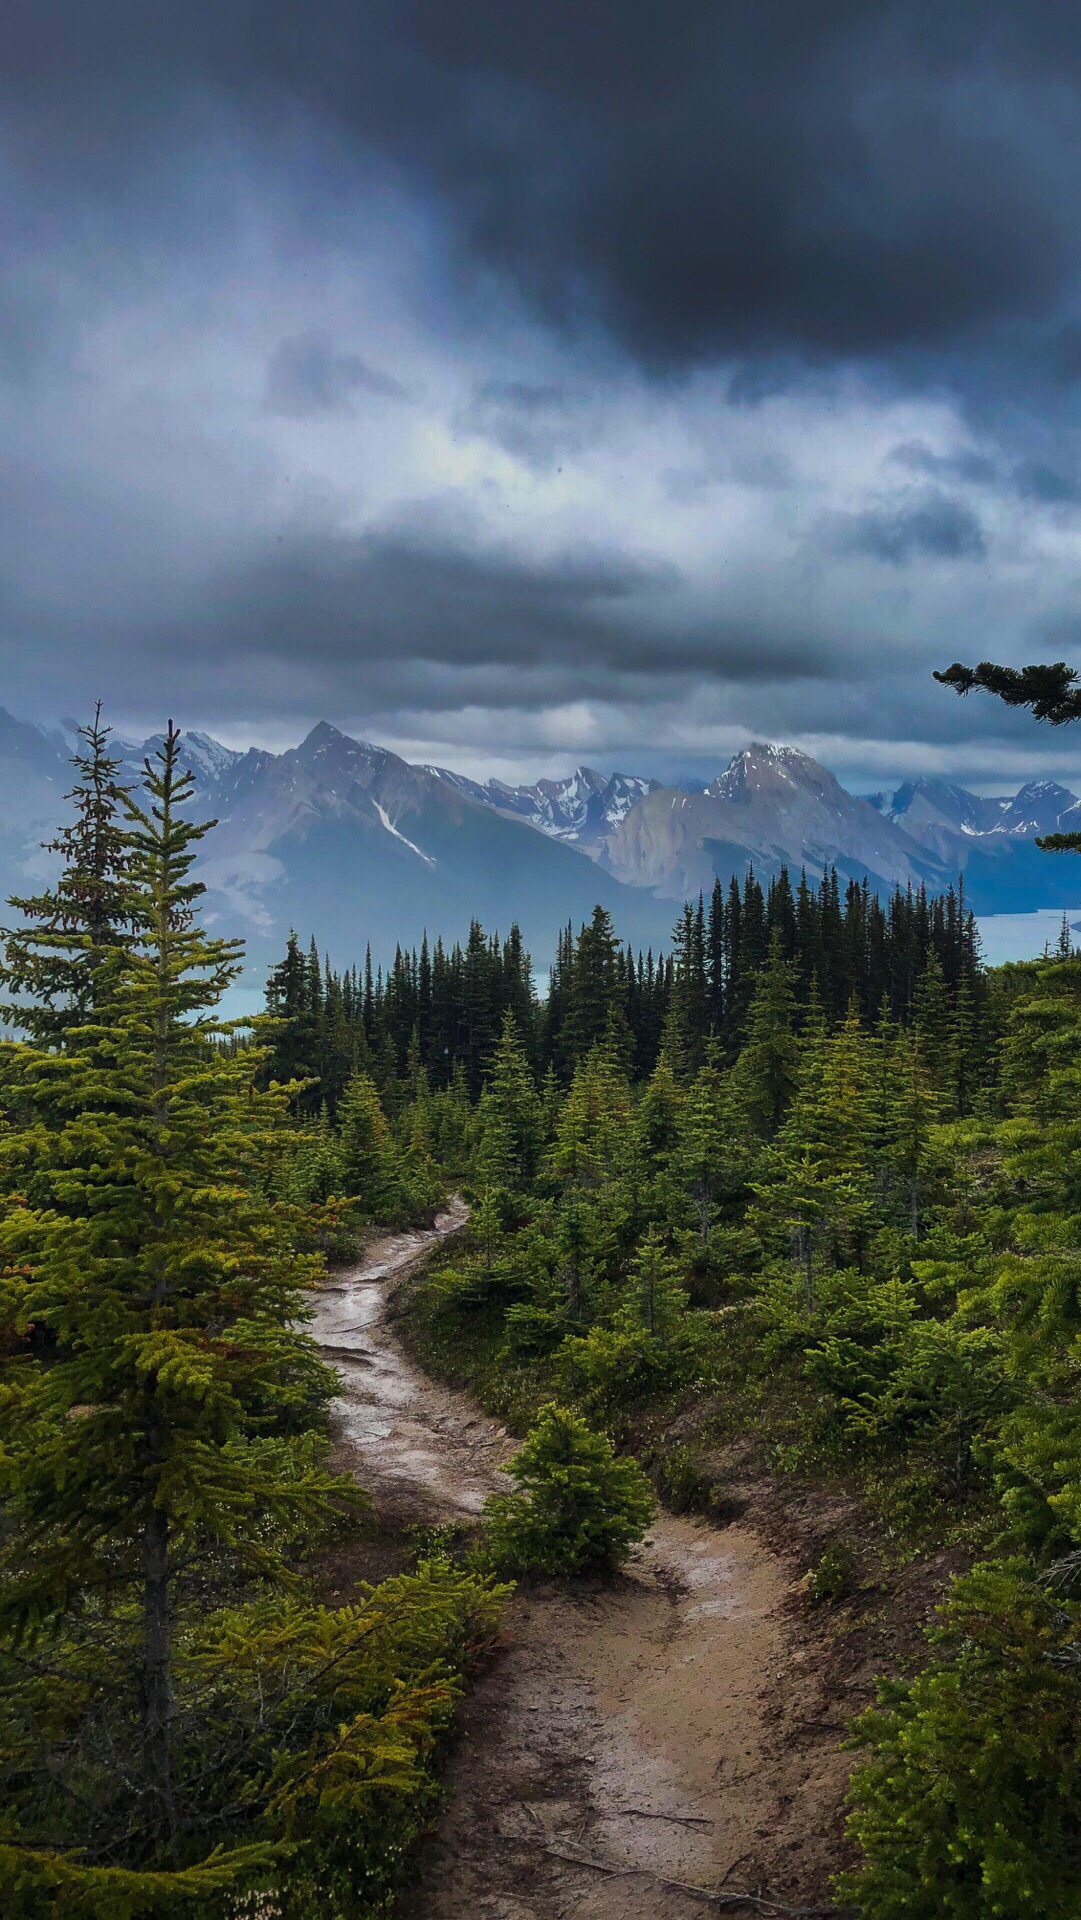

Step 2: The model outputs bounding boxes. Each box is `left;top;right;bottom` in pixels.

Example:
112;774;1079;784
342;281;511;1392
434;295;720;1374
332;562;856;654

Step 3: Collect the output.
1;709;1080;975
429;763;659;853
597;743;943;899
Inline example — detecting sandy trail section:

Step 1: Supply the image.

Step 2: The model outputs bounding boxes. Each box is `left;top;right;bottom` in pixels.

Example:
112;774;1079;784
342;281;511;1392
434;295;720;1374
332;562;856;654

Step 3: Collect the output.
314;1210;848;1918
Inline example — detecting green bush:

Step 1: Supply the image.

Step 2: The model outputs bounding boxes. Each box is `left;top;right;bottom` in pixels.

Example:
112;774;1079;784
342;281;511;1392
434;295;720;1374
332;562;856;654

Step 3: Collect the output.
655;1442;714;1514
841;1560;1081;1919
481;1403;655;1576
810;1540;852;1603
553;1324;678;1425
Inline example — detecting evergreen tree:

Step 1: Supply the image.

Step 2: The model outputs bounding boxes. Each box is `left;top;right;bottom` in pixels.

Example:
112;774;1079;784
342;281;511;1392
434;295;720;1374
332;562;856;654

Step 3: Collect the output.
0;704;133;1044
621;1227;689;1339
337;1071;402;1220
0;725;346;1854
477;1011;544;1191
559;907;625;1072
882;1031;943;1238
729;931;801;1136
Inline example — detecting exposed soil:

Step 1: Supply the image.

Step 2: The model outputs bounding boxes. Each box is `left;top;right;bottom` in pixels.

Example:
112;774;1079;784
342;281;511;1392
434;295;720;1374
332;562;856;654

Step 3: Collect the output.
313;1212;860;1917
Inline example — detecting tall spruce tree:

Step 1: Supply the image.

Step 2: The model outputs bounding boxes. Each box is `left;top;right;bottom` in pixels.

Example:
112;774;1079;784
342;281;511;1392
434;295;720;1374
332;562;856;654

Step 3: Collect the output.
0;724;346;1859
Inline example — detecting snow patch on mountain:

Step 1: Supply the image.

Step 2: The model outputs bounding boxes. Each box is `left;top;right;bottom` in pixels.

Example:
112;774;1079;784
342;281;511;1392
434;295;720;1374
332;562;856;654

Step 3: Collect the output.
372;800;436;866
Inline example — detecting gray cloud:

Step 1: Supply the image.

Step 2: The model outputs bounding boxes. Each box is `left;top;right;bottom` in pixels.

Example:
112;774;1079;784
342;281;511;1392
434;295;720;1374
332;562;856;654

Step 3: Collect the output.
7;3;1081;370
830;492;987;565
264;332;408;415
4;1;1081;796
1014;461;1081;504
169;523;840;697
888;441;998;485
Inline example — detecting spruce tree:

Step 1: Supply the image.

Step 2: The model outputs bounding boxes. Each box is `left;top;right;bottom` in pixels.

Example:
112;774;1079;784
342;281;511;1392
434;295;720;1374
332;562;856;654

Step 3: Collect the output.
0;703;133;1043
730;931;801;1136
478;1011;544;1190
883;1030;943;1238
337;1070;402;1220
0;725;346;1856
621;1227;689;1339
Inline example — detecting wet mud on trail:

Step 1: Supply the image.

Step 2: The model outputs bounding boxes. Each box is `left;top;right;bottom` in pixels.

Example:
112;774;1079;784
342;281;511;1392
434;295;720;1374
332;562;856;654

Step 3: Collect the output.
313;1209;851;1918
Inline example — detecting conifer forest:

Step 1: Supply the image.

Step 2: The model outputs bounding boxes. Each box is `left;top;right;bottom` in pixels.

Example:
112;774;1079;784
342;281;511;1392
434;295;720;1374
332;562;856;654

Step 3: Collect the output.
5;675;1081;1918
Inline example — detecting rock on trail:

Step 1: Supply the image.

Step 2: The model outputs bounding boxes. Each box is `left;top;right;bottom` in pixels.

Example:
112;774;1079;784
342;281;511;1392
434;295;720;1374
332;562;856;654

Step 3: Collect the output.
314;1209;850;1917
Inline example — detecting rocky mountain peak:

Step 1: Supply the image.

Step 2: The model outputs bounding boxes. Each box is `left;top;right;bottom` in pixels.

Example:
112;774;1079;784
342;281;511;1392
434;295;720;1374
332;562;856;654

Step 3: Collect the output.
707;741;831;803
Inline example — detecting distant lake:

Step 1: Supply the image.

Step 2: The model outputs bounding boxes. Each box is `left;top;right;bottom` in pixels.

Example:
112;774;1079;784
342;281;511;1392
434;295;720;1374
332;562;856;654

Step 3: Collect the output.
976;907;1080;965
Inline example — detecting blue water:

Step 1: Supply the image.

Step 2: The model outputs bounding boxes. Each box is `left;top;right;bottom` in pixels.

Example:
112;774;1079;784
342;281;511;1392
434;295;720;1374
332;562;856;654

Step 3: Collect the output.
976;907;1081;965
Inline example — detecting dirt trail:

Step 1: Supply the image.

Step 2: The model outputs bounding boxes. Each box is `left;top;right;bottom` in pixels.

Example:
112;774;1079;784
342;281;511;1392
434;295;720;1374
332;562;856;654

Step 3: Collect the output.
314;1211;850;1917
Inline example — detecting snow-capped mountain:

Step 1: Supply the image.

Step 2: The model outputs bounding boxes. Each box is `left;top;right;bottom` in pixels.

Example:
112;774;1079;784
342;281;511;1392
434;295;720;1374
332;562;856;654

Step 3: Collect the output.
0;713;676;971
868;775;1080;852
5;707;1081;968
133;730;244;785
601;743;944;899
866;773;1081;912
426;764;659;851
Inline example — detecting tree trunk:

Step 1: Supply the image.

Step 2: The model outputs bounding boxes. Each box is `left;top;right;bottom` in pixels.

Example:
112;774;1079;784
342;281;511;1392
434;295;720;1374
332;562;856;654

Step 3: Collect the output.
141;1497;175;1847
802;1226;814;1311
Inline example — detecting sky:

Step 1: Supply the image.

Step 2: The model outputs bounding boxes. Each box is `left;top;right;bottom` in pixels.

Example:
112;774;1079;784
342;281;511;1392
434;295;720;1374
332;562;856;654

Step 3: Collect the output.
6;1;1081;793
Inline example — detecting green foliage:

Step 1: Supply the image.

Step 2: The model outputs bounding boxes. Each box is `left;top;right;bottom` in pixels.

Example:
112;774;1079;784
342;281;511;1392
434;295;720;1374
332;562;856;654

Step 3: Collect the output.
842;1561;1081;1919
0;716;494;1915
481;1403;654;1576
810;1540;853;1604
0;1563;507;1919
653;1443;715;1515
0;704;134;1046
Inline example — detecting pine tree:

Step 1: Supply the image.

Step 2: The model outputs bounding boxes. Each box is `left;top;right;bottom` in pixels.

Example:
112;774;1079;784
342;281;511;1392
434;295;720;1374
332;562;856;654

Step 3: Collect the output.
559;907;625;1072
671;1049;736;1244
338;1070;402;1220
621;1227;689;1339
478;1011;544;1190
882;1030;944;1238
0;703;134;1044
730;931;801;1136
0;724;347;1855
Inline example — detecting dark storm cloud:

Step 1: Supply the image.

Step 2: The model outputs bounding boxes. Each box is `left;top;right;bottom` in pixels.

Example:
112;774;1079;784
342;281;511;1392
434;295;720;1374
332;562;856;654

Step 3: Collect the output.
264;334;408;415
174;524;835;703
830;493;987;565
7;0;1081;789
8;1;1081;371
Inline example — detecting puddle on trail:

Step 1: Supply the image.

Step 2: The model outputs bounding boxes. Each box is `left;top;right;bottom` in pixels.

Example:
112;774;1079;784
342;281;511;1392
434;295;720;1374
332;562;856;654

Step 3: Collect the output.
312;1206;514;1519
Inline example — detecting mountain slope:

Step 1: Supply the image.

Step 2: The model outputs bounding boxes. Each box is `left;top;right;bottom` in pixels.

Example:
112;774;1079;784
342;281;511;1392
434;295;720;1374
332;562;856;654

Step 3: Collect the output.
868;773;1081;911
429;763;659;852
5;708;1081;970
601;743;945;899
187;723;678;969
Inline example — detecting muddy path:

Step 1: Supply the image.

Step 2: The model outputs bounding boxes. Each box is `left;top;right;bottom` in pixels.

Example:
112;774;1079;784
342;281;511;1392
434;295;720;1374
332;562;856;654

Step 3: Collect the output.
314;1210;851;1917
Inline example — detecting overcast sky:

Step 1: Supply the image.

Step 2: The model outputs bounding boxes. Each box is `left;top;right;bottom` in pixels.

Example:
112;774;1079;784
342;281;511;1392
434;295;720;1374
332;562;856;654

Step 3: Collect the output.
7;1;1081;790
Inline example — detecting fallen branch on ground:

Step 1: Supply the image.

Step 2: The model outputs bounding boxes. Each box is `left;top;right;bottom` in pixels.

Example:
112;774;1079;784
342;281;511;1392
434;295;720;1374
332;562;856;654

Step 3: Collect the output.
618;1806;715;1828
544;1840;850;1915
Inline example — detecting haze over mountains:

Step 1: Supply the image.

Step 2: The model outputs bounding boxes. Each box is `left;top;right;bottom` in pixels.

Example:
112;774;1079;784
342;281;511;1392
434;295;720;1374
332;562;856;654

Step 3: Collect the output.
1;707;1079;981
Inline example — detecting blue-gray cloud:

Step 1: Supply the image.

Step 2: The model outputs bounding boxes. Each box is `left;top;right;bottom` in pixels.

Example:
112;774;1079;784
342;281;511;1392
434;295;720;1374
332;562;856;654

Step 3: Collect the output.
3;0;1081;792
830;493;987;565
264;333;408;415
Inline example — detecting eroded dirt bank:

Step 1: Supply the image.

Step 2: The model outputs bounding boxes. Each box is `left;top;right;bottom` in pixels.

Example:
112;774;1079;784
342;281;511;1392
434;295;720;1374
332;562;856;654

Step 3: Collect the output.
314;1213;851;1916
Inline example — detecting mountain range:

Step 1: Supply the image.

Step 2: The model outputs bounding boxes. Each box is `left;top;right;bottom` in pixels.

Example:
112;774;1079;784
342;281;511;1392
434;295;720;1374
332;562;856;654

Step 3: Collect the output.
1;707;1079;983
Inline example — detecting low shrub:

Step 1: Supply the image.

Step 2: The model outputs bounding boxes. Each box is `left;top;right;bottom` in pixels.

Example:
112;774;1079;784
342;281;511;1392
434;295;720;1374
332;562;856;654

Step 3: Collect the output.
481;1403;655;1577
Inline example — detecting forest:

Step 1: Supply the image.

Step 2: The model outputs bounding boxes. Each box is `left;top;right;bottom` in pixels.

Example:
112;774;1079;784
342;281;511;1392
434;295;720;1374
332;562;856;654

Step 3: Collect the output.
3;676;1081;1916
